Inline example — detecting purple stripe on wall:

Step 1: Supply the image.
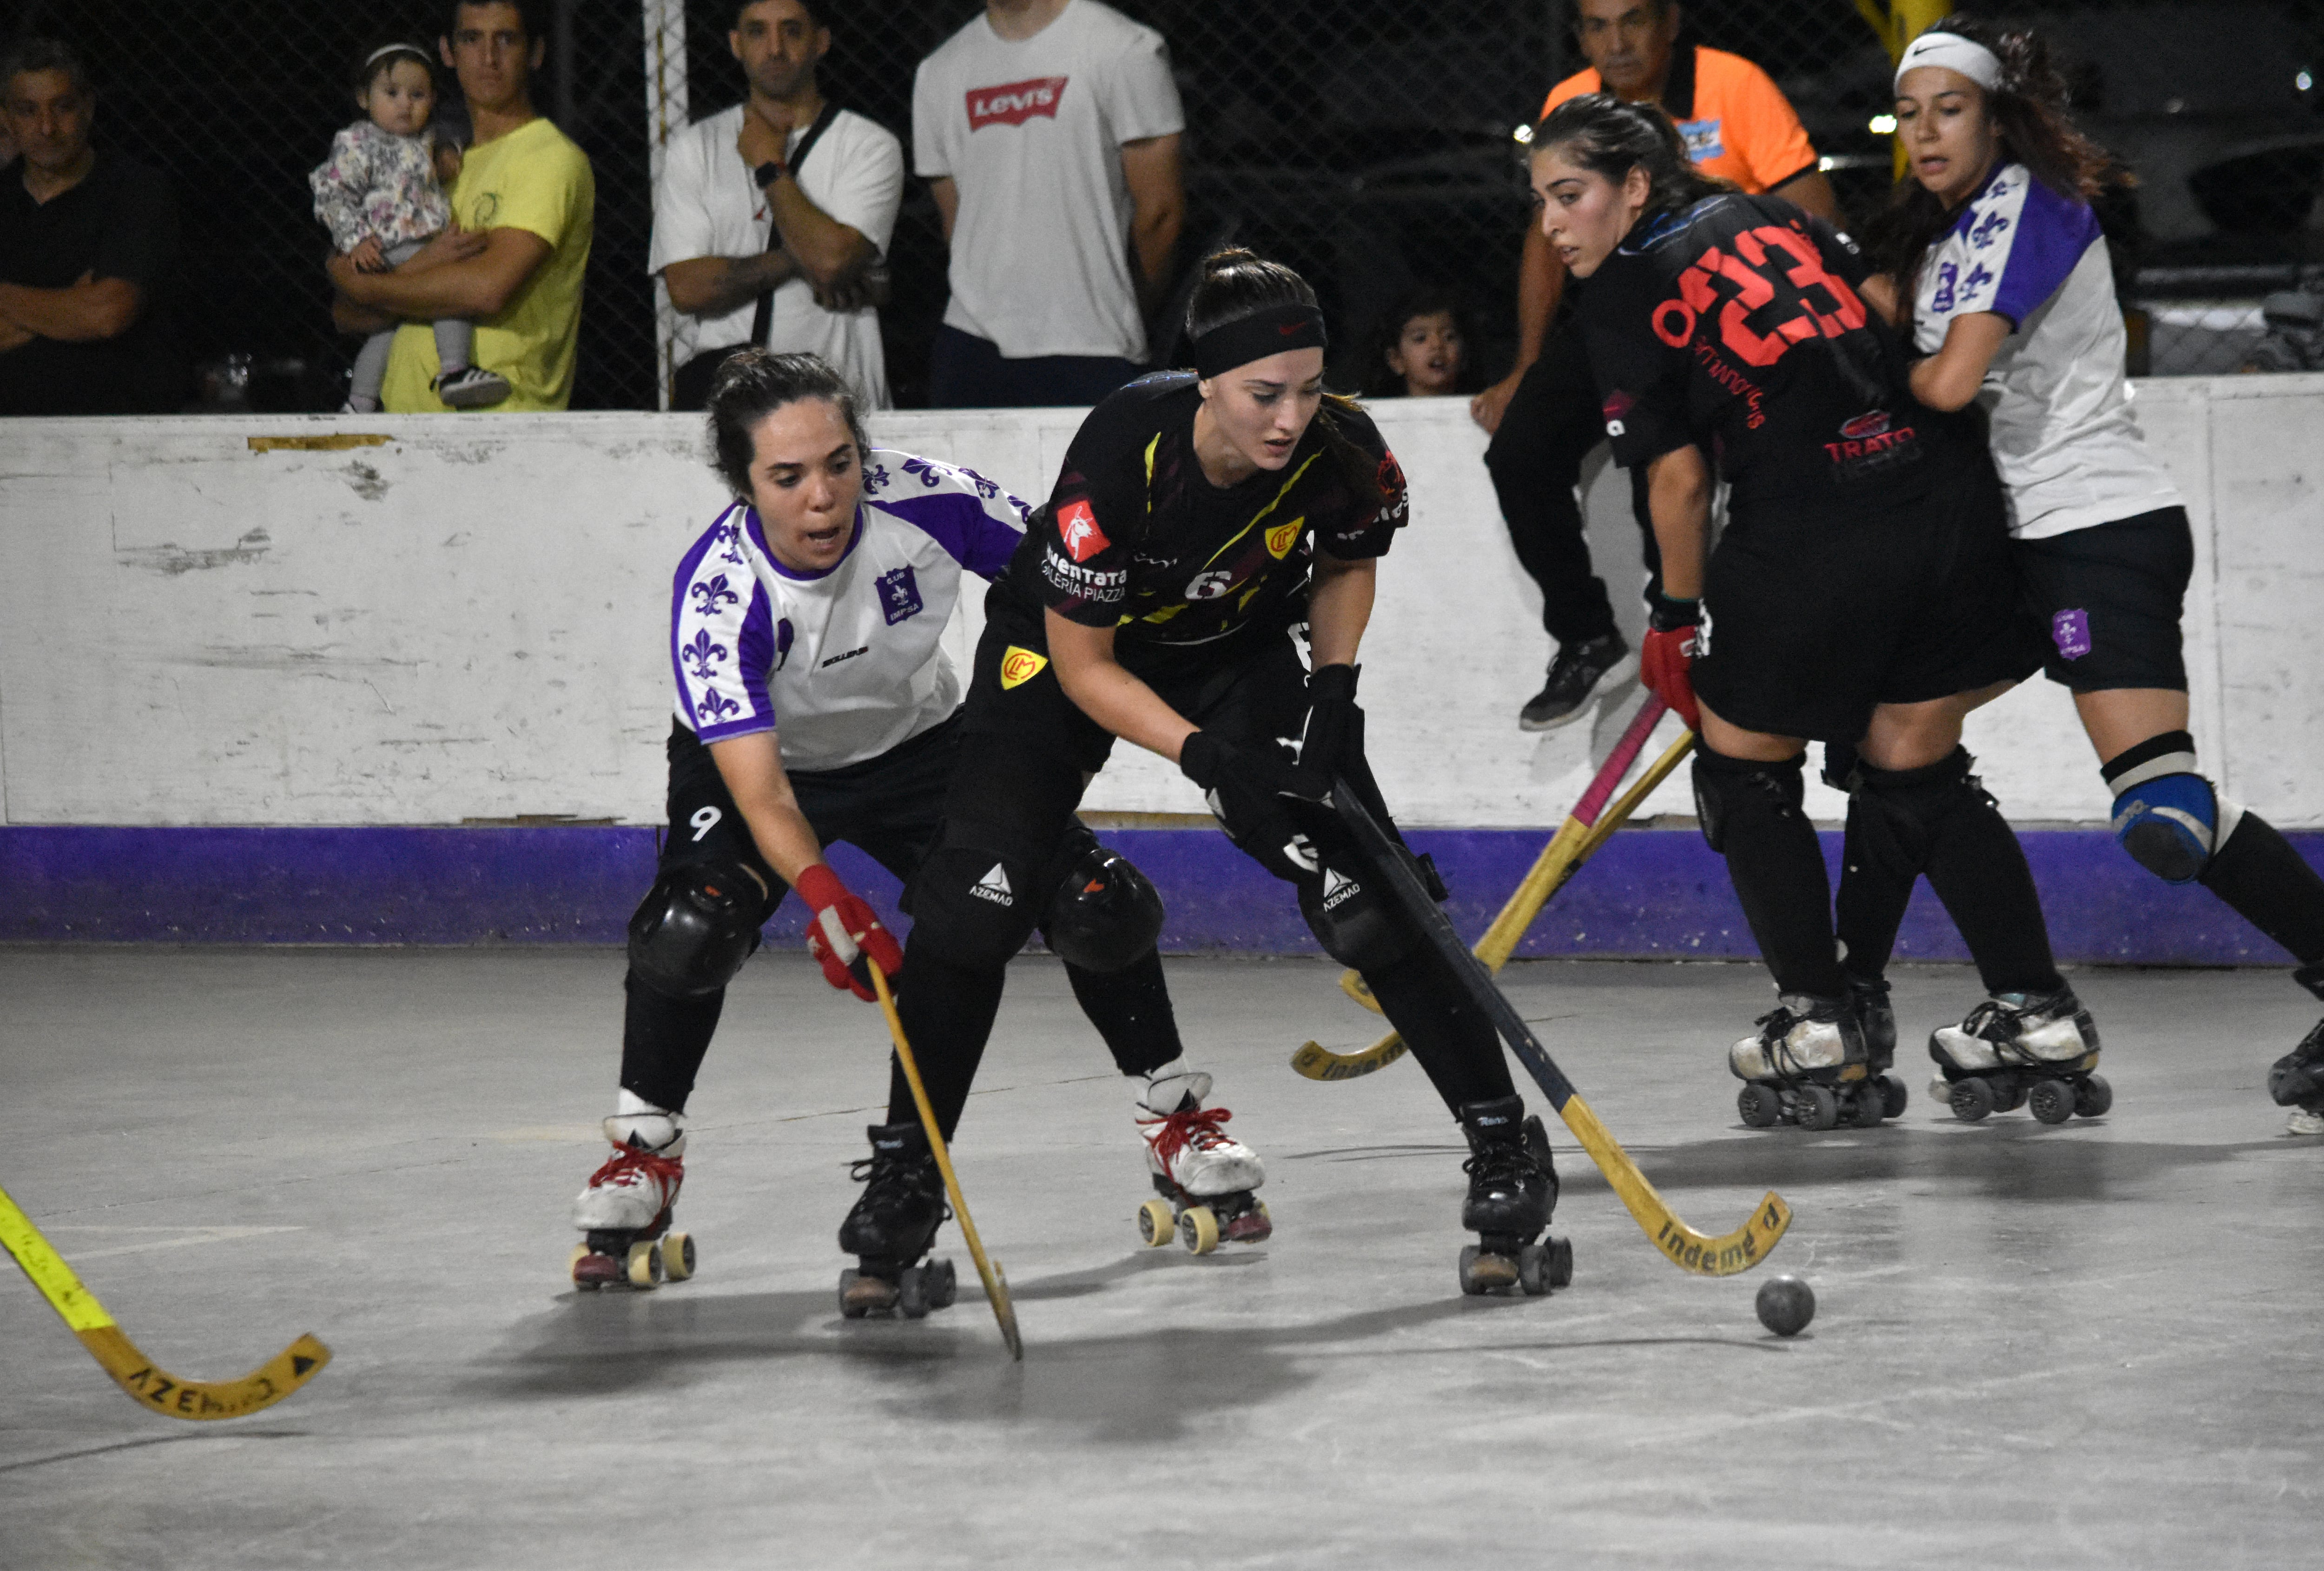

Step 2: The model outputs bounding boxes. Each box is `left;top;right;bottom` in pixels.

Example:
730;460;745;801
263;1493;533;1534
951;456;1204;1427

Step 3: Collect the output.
1;825;2317;965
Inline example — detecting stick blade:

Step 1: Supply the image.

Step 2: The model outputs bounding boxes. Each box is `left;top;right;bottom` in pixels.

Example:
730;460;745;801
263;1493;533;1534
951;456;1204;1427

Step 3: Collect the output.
77;1326;332;1420
1289;1038;1408;1082
1637;1191;1792;1278
1338;969;1383;1014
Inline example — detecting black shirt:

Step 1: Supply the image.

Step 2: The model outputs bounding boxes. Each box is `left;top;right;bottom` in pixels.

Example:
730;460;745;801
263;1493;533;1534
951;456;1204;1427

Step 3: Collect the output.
0;148;184;415
1577;192;1958;512
992;371;1408;680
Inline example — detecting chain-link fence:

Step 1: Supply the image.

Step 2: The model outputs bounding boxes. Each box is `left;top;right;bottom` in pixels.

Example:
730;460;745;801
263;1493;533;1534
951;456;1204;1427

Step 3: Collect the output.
14;0;2321;410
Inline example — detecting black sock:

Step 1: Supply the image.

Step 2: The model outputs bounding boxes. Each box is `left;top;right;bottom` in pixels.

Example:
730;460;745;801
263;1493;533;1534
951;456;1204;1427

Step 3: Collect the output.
1064;949;1184;1079
617;970;724;1114
1834;791;1915;985
2202;811;2324;966
887;941;1004;1142
1365;947;1515;1118
1697;750;1846;998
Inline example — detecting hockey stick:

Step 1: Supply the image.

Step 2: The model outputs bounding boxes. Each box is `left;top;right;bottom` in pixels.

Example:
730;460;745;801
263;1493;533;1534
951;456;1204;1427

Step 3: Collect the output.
1293;719;1697;1082
868;963;1024;1361
1328;781;1790;1277
1337;696;1674;1017
0;1182;330;1419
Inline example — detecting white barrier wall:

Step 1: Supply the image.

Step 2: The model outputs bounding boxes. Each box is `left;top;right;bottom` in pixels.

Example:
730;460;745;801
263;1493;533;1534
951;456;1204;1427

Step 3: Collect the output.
2;375;2320;830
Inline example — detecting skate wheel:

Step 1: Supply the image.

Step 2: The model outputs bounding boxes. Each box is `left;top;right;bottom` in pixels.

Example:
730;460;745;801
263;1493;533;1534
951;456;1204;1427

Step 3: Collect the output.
1178;1204;1221;1256
2074;1075;2113;1119
1879;1075;1909;1120
661;1231;696;1282
1458;1244;1519;1295
568;1243;594;1289
625;1239;663;1289
1546;1235;1573;1290
1518;1237;1572;1295
1799;1085;1840;1132
838;1267;870;1319
1994;1078;2027;1113
898;1266;930;1320
2028;1079;2075;1125
1847;1082;1887;1128
1737;1083;1783;1128
924;1257;957;1310
1950;1076;1996;1123
1457;1244;1489;1295
1136;1197;1176;1248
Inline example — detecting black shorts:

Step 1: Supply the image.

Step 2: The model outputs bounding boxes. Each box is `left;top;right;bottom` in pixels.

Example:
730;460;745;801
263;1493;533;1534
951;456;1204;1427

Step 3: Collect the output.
1690;469;2040;743
2012;507;2192;693
655;715;965;917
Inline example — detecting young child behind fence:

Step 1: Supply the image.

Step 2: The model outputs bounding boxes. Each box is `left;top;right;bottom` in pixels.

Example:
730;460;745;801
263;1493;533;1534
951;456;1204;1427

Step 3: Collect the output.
310;42;508;412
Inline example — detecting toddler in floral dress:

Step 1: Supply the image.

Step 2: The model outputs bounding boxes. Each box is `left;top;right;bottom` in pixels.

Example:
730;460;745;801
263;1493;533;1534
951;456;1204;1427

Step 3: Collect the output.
310;42;508;410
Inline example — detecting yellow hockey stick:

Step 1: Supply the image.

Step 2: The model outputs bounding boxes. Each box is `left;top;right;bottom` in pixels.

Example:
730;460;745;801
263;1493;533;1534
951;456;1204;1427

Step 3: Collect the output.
0;1182;330;1420
870;963;1023;1361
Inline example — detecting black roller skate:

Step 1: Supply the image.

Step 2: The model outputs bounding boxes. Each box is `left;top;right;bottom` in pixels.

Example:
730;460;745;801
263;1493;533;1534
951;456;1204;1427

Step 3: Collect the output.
569;1108;695;1291
836;1122;957;1320
1456;1096;1570;1297
1928;986;2107;1123
1730;992;1902;1131
1133;1069;1270;1256
2265;963;2324;1135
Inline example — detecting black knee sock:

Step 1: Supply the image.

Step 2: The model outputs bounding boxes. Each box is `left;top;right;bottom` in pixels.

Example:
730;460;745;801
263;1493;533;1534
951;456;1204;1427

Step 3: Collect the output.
1697;750;1846;998
888;944;1005;1141
618;970;725;1114
1920;784;2062;997
1834;794;1915;985
1365;947;1515;1118
2201;811;2324;967
1063;949;1184;1079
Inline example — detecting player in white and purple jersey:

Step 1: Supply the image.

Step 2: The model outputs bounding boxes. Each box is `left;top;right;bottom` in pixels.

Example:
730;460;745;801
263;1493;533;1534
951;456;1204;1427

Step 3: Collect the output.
570;351;1264;1311
1864;19;2324;1128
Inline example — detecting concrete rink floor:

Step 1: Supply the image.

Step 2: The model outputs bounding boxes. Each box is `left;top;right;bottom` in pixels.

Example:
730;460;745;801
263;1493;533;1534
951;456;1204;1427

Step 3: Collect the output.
3;948;2321;1571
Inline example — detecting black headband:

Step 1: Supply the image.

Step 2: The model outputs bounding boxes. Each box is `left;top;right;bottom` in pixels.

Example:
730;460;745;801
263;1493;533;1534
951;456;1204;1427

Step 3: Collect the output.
1192;304;1328;378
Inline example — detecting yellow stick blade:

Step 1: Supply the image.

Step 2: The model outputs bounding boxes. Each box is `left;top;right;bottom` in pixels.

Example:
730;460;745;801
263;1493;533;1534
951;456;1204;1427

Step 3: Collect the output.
1557;1095;1791;1276
77;1326;331;1421
1338;969;1383;1014
1289;1036;1409;1081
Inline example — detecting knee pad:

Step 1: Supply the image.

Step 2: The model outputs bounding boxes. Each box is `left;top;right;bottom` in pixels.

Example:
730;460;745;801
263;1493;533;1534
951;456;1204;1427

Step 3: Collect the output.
1298;856;1420;972
1847;746;1987;878
904;845;1044;970
1692;749;1806;855
1039;829;1164;974
627;862;766;1000
2101;731;2244;885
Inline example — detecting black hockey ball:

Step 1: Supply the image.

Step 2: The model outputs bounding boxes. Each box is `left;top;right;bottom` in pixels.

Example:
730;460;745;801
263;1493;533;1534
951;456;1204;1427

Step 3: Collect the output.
1755;1274;1815;1337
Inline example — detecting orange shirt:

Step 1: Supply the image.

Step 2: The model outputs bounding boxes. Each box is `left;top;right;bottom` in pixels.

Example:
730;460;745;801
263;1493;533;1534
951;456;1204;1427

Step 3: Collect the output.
1542;46;1819;195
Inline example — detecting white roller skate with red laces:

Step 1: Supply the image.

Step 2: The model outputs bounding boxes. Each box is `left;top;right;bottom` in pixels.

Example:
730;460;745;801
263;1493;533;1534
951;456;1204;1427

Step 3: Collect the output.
1132;1062;1270;1255
569;1094;695;1290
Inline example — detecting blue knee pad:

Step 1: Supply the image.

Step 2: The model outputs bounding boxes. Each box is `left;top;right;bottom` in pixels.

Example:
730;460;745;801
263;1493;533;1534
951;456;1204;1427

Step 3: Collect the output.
2110;772;2228;885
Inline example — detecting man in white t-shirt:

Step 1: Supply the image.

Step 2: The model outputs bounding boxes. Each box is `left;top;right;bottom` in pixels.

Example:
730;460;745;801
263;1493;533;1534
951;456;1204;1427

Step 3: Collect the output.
913;0;1184;408
650;0;904;408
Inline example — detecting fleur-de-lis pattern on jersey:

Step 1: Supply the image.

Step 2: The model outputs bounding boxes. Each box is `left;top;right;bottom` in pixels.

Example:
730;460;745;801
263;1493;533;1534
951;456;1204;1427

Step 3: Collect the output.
694;688;740;723
901;456;949;488
690;574;739;616
714;520;746;564
863;462;889;492
682;628;727;680
1971;209;2010;249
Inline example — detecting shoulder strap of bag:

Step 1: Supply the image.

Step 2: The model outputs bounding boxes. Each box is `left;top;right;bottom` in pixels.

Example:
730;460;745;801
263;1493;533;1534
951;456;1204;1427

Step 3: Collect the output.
751;101;844;346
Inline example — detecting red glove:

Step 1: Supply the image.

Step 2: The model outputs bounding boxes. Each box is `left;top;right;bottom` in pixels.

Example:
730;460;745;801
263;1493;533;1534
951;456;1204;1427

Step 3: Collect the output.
1641;596;1702;733
794;864;903;1001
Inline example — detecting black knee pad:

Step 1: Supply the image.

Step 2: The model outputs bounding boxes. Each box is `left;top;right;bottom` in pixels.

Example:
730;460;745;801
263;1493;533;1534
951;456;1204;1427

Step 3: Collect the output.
1039;827;1165;974
1298;854;1421;972
1692;749;1807;855
627;861;766;1000
1848;746;1987;878
905;845;1045;970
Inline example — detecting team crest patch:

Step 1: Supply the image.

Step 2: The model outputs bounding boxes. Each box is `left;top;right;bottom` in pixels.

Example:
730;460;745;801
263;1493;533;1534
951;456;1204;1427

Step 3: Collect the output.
2052;608;2093;661
1057;499;1110;563
1000;646;1049;689
875;565;923;625
1265;518;1303;558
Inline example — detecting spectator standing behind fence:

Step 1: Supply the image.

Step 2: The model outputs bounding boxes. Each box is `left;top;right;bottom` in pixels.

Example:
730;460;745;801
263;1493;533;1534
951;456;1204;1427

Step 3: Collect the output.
652;0;903;411
312;42;510;412
0;37;184;415
1361;284;1479;400
913;0;1184;408
327;0;592;412
1474;0;1840;731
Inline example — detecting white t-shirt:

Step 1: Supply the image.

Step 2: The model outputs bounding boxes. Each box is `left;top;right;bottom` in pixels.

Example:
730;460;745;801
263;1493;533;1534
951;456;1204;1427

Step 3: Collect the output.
669;449;1032;772
649;103;905;409
913;0;1183;361
1914;161;2181;539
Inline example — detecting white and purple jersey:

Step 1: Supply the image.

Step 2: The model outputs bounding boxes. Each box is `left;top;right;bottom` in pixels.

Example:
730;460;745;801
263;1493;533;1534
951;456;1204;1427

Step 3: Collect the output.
1915;161;2180;539
669;449;1029;772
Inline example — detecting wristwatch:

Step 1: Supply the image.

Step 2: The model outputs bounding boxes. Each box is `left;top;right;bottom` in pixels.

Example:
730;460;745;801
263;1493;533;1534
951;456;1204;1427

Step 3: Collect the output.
753;158;787;189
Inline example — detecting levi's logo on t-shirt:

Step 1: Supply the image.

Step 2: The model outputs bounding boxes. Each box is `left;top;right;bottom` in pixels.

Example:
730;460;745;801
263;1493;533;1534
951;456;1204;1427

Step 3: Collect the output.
1056;499;1109;562
967;76;1070;130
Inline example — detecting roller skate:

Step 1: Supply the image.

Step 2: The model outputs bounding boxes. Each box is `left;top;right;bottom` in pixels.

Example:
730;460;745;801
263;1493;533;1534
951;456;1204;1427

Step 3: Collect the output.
1455;1096;1570;1296
569;1099;695;1290
1730;992;1902;1131
2266;966;2324;1135
835;1122;957;1320
1132;1064;1270;1256
1927;986;2108;1123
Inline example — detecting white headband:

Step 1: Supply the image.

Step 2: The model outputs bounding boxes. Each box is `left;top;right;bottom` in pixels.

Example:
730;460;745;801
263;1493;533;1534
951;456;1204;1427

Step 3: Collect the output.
1895;31;2002;93
366;42;426;71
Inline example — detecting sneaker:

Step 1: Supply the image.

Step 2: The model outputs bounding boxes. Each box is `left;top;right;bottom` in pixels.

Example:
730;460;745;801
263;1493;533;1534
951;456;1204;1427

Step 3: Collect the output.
434;364;511;408
1519;633;1635;731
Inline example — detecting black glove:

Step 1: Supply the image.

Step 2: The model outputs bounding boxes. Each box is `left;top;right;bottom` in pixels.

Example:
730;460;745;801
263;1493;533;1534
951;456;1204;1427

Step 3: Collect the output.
1300;662;1363;784
1180;731;1327;876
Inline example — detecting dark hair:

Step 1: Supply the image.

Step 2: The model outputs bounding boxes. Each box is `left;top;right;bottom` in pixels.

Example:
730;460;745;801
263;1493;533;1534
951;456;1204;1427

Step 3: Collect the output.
353;40;435;98
1364;283;1475;398
1183;248;1381;505
0;36;91;96
1864;16;2131;305
705;350;867;498
1530;92;1731;225
443;0;549;42
732;0;829;30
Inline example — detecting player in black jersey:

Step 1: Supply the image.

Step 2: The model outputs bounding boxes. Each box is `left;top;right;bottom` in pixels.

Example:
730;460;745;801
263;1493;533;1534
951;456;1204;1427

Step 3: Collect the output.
1532;94;2091;1131
891;248;1560;1288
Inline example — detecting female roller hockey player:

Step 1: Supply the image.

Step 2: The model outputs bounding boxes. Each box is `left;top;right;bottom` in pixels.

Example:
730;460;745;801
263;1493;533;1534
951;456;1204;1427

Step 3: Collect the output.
570;351;1267;1312
880;248;1566;1295
1852;20;2324;1131
1531;94;2086;1133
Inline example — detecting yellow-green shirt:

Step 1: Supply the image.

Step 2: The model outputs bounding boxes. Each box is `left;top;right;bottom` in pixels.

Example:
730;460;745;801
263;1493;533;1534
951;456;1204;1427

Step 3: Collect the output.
381;116;594;412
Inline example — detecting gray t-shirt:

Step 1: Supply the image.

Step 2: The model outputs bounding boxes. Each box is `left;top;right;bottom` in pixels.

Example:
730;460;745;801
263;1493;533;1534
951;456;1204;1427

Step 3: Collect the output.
913;0;1183;361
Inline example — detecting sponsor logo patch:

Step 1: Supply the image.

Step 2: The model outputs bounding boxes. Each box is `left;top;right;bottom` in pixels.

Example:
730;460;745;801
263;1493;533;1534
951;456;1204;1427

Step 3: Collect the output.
1839;410;1892;441
1000;646;1049;689
967;76;1069;131
819;644;870;669
1057;498;1109;562
971;863;1015;906
1265;518;1303;558
2052;608;2093;661
875;565;923;625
